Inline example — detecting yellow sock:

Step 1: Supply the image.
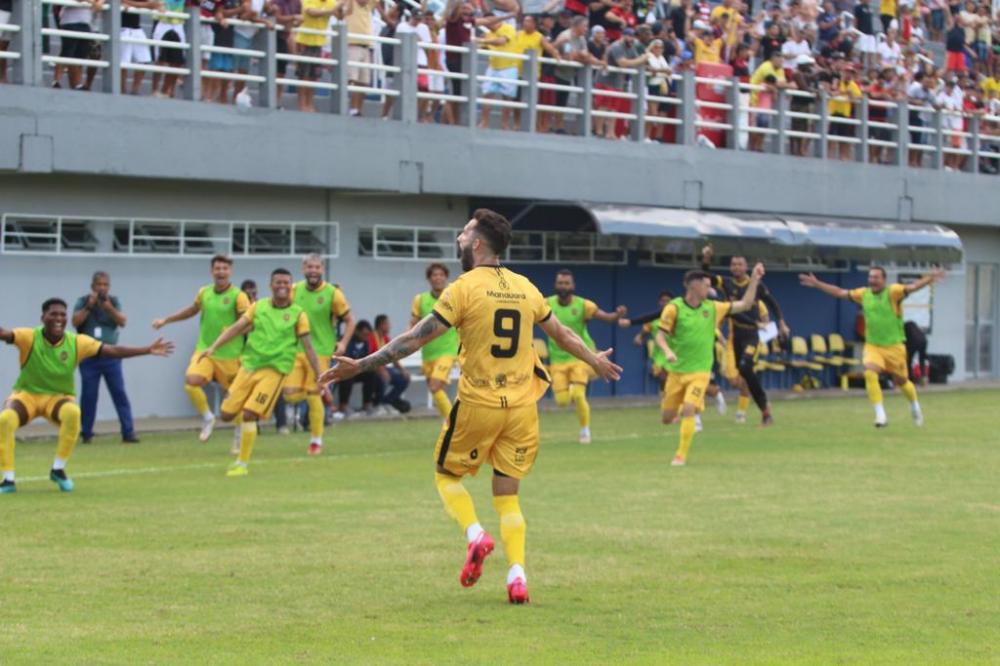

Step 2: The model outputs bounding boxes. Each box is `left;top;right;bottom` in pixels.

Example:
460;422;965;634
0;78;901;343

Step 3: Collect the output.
307;395;324;439
864;370;883;406
55;402;82;462
569;384;590;428
676;415;696;460
284;390;307;404
434;473;479;531
432;390;452;419
0;408;19;474
493;494;526;568
737;395;750;412
553;390;571;408
900;380;918;403
237;421;258;464
184;384;211;417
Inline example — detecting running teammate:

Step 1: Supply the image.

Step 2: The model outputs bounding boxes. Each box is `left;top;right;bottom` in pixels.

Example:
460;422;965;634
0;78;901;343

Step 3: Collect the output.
546;269;626;444
799;267;944;427
200;268;323;476
411;263;461;420
153;255;249;444
1;299;173;494
283;254;353;456
656;264;765;466
700;245;789;425
321;209;622;604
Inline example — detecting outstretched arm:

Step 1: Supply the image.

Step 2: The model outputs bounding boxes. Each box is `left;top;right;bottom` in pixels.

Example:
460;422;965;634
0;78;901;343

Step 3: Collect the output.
153;302;200;329
101;338;175;359
654;328;677;364
758;285;790;337
591;305;627;323
903;267;946;294
199;316;252;359
539;316;622;381
321;314;448;384
731;263;766;314
0;327;13;344
798;272;850;299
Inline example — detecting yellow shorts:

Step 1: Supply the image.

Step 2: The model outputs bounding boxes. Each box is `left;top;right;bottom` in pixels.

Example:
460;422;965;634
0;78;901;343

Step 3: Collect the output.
5;392;75;423
661;372;711;413
186;353;241;390
221;367;287;419
863;343;908;377
434;400;539;480
285;352;332;394
549;361;594;394
422;356;457;385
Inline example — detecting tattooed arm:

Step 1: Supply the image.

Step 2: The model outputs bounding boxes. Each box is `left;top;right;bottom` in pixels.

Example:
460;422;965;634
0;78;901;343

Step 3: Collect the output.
319;314;448;384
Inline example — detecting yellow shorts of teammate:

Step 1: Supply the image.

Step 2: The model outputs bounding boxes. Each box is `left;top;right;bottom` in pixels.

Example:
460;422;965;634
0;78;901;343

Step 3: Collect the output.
660;372;711;413
222;367;287;419
285;352;332;394
434;400;539;480
186;353;240;390
5;391;75;423
549;361;595;394
422;356;457;384
863;342;908;377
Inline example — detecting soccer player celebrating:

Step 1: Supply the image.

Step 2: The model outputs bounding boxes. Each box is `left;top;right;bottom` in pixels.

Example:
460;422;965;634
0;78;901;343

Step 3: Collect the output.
700;245;789;426
321;209;622;604
410;263;461;420
546;269;626;444
153;255;250;444
656;264;765;466
0;299;174;494
799;267;945;427
282;254;354;456
199;268;323;477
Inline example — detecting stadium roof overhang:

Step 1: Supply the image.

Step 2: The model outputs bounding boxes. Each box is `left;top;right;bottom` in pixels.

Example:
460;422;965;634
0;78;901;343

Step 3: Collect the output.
579;204;964;265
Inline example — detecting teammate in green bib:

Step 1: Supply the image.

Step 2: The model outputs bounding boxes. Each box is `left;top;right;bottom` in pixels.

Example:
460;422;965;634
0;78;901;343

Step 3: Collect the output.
800;266;944;428
153;254;250;443
201;268;323;477
656;264;764;466
282;254;354;456
545;269;626;444
410;263;461;419
1;298;173;494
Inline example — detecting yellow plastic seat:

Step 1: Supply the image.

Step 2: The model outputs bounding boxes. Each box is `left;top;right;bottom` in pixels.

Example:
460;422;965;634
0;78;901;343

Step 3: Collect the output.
811;333;838;366
790;336;824;371
828;333;861;366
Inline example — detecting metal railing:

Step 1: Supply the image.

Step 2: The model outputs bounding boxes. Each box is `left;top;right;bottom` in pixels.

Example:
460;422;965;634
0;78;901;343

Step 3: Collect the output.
6;0;1000;174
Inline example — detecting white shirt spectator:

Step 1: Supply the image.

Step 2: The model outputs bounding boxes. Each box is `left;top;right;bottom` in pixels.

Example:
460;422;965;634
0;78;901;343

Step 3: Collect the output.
877;39;901;69
781;38;811;60
936;84;964;130
60;3;94;24
236;0;267;39
396;19;432;67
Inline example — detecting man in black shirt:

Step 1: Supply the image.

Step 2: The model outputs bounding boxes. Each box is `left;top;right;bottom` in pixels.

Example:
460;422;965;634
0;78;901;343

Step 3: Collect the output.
700;245;789;425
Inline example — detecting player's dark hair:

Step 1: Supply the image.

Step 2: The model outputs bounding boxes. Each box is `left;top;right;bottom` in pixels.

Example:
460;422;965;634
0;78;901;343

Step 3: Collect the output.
240;279;256;291
91;270;110;285
271;268;293;279
659;289;674;299
211;254;233;267
871;265;888;279
355;319;372;334
374;314;389;328
555;268;574;279
425;263;449;279
42;298;67;313
471;208;512;256
683;270;712;287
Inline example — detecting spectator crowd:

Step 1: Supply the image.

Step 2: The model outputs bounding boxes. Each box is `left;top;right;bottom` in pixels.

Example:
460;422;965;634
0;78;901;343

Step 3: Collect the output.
5;0;1000;167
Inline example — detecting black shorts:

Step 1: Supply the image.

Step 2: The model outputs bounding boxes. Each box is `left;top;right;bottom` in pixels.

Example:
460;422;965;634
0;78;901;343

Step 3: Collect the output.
732;327;759;364
869;124;891;142
296;45;323;80
276;33;289;76
58;22;92;61
909;115;924;145
554;78;572;107
450;77;464;98
829;114;855;137
158;27;186;66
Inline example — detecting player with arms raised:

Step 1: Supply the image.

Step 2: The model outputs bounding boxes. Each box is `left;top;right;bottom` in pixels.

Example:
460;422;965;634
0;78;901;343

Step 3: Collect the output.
656;264;765;466
321;209;622;604
799;267;945;427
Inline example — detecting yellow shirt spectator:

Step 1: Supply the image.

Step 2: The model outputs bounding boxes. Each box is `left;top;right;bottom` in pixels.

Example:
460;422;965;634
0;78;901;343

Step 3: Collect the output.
749;60;785;106
693;35;723;64
515;30;545;74
297;0;336;47
710;5;741;47
880;0;896;16
980;76;1000;98
828;79;861;117
485;23;520;71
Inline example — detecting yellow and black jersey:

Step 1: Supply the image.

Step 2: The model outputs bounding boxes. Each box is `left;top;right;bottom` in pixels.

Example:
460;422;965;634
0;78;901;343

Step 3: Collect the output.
432;266;552;409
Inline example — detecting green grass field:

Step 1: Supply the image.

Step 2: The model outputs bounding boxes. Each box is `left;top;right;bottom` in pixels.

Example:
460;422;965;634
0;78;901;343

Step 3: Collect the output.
3;390;999;664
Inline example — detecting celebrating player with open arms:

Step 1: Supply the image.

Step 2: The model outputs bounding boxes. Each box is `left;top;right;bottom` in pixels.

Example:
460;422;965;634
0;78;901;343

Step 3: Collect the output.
800;266;945;427
1;299;173;494
321;209;622;605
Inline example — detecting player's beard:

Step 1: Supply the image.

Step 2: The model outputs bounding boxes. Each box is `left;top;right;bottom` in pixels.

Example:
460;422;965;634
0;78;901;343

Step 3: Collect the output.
459;242;475;272
556;288;572;299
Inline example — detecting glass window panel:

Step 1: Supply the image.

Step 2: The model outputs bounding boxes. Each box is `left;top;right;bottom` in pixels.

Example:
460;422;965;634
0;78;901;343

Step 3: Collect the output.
978;265;995;318
978;324;993;373
966;322;977;376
